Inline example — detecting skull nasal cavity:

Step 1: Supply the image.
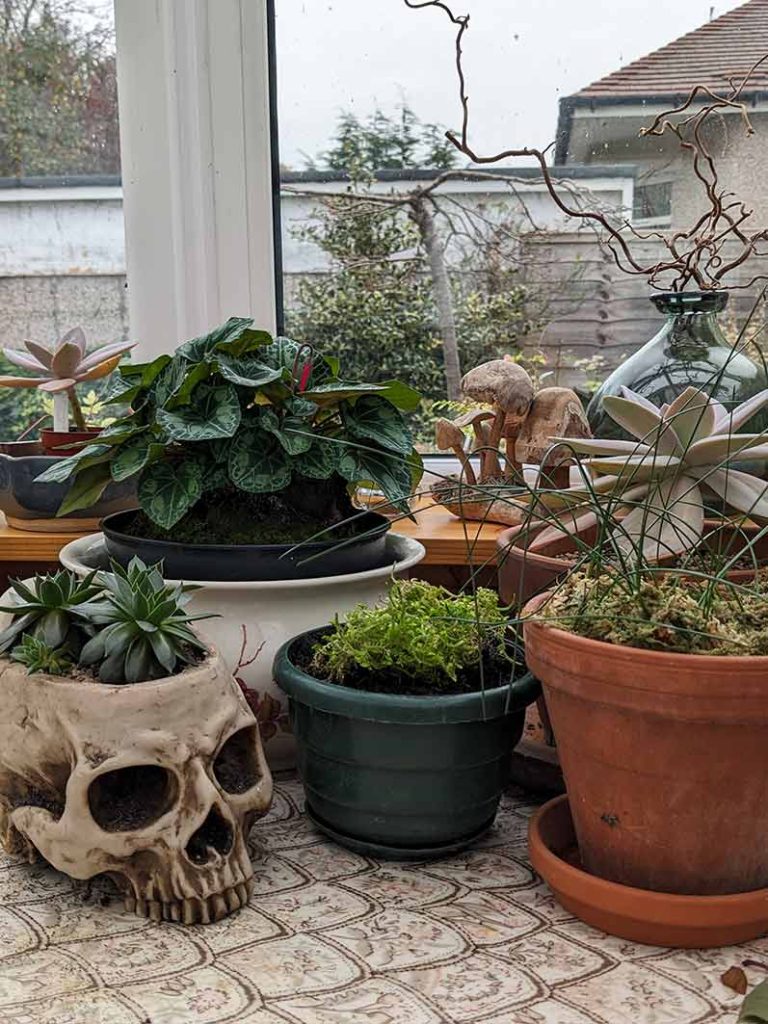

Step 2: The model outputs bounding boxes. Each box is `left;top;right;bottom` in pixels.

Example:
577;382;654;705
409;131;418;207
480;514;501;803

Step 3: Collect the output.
186;807;234;865
89;765;177;832
213;726;262;794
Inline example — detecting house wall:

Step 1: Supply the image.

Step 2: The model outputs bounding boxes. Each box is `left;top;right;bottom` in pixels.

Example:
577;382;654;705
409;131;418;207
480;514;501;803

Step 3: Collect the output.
1;176;763;393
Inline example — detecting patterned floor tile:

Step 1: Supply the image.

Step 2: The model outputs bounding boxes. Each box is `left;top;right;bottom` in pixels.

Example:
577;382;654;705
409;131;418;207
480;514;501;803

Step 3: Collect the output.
201;906;285;955
0;908;41;958
122;964;259;1023
221;933;362;998
277;842;373;881
421;849;534;890
0;949;95;1007
0;775;759;1024
71;927;209;987
326;908;468;970
559;960;717;1024
397;953;542;1021
427;889;542;945
492;929;611;987
257;881;370;932
337;865;458;909
0;990;140;1024
274;977;444;1024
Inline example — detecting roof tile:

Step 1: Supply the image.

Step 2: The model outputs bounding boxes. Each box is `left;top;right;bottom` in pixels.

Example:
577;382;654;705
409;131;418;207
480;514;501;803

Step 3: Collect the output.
574;0;768;99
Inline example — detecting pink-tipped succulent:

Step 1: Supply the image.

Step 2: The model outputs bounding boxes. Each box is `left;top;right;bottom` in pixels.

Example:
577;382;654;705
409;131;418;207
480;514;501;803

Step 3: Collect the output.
0;328;134;431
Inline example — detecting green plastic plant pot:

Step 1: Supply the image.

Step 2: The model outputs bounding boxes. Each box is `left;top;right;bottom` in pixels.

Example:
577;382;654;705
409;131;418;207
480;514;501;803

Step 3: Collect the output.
273;628;540;859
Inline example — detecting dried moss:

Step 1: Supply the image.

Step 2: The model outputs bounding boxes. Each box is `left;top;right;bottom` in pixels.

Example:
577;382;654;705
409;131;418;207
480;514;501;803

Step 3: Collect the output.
539;571;768;656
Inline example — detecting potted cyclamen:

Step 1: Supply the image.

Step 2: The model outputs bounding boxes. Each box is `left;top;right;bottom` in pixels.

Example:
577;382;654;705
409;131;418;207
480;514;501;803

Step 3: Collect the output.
56;317;426;765
274;579;539;856
0;328;137;530
0;562;272;925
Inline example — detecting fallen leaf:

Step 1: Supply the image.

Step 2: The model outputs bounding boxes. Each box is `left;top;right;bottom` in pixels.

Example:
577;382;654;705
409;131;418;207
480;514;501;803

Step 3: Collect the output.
723;967;749;995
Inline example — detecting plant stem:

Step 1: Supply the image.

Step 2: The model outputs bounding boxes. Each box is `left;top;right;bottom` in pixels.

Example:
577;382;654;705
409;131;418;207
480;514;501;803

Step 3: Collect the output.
68;388;87;431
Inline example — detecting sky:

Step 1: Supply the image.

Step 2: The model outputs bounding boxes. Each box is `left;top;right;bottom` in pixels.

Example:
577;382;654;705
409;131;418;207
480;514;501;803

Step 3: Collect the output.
275;0;745;168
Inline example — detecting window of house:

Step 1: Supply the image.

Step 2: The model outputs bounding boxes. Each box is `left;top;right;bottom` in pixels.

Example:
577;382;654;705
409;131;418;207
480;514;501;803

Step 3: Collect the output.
272;0;756;441
632;181;673;224
0;0;125;441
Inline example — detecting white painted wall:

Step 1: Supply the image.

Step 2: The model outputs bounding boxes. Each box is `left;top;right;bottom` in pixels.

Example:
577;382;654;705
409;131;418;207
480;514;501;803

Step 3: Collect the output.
0;175;634;279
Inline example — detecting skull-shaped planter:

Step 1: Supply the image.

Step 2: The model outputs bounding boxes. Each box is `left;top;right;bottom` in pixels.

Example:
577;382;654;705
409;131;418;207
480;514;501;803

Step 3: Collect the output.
0;647;273;924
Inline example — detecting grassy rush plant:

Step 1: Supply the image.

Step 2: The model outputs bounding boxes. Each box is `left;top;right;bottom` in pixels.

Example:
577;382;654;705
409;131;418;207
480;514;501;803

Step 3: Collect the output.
309;579;522;695
0;559;214;685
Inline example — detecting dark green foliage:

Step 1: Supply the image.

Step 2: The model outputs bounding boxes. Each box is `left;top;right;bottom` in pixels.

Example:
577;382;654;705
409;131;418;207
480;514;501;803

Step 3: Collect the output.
1;559;209;684
40;318;422;526
0;0;119;177
78;558;209;683
312;104;457;176
0;568;101;654
11;634;73;675
311;579;514;692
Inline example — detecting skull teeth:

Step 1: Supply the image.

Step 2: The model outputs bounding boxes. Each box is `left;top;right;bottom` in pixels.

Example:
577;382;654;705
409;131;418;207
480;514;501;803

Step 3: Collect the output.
125;884;251;925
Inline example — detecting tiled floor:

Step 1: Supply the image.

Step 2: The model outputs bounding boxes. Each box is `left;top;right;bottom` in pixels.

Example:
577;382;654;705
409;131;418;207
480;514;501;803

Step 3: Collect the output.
0;773;761;1024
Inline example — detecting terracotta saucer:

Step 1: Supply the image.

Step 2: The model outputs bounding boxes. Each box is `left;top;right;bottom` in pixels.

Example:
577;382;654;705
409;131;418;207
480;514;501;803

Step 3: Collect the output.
529;795;768;949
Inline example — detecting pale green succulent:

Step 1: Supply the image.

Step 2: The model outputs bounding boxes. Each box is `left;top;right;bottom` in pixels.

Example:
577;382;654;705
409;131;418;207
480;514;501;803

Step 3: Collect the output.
532;385;768;562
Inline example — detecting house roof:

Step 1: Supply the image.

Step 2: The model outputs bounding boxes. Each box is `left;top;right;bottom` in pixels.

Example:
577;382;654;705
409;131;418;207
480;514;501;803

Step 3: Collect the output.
574;0;768;101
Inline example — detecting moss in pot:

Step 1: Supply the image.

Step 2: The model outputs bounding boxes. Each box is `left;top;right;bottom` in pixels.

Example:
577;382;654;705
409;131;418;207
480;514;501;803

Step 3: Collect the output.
0;561;272;925
274;579;539;858
40;318;423;580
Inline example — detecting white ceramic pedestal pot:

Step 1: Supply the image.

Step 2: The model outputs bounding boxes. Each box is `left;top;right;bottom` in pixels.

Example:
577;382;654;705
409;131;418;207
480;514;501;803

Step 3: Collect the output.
59;533;426;767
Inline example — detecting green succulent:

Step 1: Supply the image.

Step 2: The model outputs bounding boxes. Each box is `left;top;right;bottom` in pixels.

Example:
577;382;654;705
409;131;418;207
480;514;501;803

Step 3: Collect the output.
0;569;101;655
78;558;211;684
11;634;75;676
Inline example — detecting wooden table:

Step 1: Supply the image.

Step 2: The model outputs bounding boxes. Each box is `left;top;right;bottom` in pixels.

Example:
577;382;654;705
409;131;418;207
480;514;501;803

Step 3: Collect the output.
0;504;508;574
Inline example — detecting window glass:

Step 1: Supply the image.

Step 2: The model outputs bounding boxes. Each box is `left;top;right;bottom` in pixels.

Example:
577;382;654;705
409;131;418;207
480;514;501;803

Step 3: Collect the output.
274;0;756;447
0;0;124;440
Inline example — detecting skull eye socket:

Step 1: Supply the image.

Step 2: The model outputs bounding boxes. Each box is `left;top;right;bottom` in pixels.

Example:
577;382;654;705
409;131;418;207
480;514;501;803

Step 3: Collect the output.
214;726;263;795
88;765;178;832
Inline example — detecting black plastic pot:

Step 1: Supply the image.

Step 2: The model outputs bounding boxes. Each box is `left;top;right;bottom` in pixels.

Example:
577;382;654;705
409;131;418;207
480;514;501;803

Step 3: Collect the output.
273;627;540;858
0;441;135;531
101;509;392;582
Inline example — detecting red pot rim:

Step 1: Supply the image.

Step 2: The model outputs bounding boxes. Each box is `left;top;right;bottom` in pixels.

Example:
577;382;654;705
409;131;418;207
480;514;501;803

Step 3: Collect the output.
523;590;768;670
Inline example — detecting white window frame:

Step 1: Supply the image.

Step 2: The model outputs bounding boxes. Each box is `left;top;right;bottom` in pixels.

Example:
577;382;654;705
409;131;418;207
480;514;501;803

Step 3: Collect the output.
113;0;278;359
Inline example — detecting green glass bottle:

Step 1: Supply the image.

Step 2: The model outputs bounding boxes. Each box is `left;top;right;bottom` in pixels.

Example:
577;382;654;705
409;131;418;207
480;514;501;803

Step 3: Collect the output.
587;291;768;439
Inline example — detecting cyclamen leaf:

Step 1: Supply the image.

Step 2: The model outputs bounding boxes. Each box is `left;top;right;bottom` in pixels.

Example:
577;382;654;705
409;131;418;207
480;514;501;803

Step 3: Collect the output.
344;395;413;456
57;463;113;516
35;444;112;484
228;425;292;493
260;409;313;455
300;439;340;479
337;446;413;510
177;317;271;361
138;459;204;529
217;356;284;389
157;382;241;441
110;435;164;482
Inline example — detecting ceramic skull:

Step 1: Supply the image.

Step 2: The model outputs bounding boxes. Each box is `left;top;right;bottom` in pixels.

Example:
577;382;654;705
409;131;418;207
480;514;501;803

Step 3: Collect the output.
0;648;272;924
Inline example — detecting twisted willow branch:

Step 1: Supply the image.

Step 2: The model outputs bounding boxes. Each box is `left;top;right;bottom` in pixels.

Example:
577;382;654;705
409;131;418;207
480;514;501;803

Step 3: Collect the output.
404;0;768;291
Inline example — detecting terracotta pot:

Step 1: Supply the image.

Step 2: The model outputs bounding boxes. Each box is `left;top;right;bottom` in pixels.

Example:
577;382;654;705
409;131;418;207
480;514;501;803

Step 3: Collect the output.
500;519;768;606
524;591;768;896
40;427;102;457
529;795;768;947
